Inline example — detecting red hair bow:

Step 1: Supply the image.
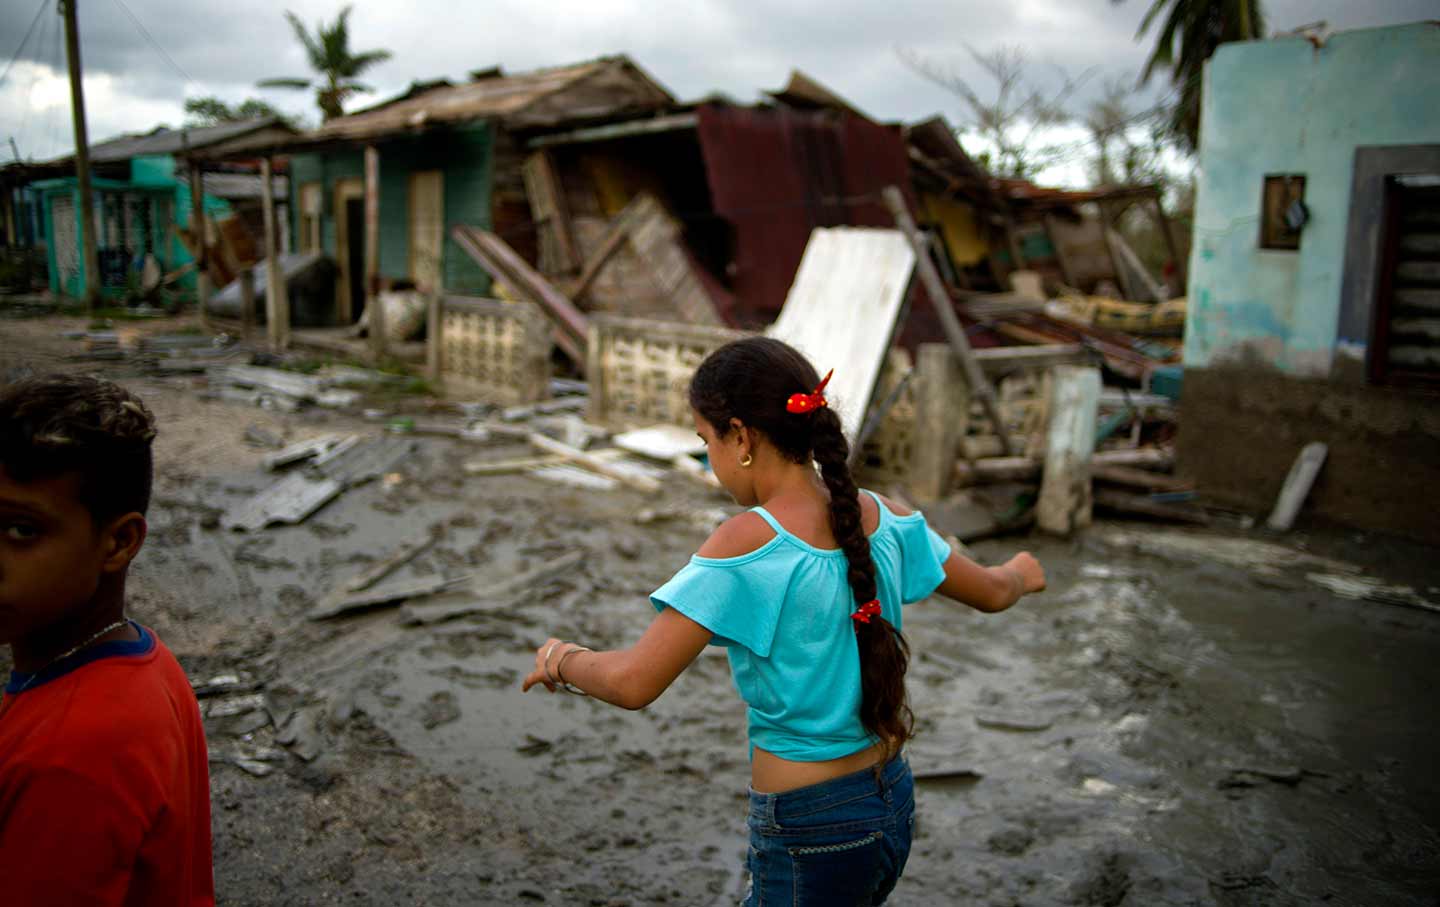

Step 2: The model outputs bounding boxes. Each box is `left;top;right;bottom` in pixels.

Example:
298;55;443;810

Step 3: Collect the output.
786;369;834;414
850;599;882;624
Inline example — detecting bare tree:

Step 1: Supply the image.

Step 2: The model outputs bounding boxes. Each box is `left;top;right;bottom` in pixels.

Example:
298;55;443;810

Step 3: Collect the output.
1084;76;1170;187
899;45;1093;180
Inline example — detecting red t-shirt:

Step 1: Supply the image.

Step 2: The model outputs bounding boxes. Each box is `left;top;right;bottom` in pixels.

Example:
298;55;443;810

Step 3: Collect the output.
0;625;215;907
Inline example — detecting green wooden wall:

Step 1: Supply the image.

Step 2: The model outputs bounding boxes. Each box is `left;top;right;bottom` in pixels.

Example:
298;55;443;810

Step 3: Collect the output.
289;120;495;298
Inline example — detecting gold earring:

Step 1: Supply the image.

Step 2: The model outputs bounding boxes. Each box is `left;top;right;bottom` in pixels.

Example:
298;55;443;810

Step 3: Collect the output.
740;454;753;468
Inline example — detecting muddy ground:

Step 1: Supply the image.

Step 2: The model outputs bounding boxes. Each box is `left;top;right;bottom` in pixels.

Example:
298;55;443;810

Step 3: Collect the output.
3;311;1440;906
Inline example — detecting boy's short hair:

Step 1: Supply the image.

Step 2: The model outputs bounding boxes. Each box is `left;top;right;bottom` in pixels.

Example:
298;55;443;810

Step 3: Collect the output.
0;374;157;520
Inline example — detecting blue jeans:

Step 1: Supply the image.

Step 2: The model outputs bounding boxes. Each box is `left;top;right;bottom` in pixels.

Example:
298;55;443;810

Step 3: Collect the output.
744;754;915;906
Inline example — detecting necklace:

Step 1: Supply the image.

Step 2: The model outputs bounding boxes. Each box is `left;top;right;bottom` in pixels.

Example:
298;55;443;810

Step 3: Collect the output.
15;619;131;694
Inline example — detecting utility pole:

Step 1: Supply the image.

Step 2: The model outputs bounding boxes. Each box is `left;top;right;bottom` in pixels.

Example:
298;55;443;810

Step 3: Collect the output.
60;0;100;311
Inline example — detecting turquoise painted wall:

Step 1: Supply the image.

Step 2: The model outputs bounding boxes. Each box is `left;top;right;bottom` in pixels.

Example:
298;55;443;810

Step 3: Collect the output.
1183;23;1440;377
288;120;495;299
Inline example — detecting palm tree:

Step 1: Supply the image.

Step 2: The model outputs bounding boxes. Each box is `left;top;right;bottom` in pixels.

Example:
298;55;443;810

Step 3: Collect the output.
1128;0;1266;153
258;5;392;122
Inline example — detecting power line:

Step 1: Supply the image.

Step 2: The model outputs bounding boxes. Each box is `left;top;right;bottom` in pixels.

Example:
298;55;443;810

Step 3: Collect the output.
109;0;196;88
0;0;51;89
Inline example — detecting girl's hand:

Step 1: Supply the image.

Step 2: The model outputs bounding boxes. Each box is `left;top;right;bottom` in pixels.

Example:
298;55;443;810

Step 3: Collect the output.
521;637;564;693
1005;552;1046;595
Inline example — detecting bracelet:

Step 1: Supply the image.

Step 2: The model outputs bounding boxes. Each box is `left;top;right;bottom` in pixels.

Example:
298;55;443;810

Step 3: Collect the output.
541;641;564;685
556;645;594;696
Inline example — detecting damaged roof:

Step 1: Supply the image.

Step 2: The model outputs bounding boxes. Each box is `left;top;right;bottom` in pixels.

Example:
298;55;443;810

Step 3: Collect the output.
304;55;675;144
45;117;295;166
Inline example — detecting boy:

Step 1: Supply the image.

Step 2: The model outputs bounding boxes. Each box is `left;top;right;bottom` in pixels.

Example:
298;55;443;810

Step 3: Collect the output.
0;374;214;906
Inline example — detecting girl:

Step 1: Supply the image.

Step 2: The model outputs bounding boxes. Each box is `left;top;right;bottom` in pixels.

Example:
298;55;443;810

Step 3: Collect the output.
522;337;1045;905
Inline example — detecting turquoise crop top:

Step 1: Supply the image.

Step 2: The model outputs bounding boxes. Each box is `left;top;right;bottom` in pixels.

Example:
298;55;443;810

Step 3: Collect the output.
649;490;953;762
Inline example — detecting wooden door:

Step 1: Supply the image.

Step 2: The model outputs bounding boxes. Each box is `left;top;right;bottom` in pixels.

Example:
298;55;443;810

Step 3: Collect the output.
333;178;365;323
298;183;322;253
408;170;444;293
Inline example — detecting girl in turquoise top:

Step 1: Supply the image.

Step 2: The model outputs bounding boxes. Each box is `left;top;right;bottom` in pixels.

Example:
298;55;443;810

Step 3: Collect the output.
523;337;1046;905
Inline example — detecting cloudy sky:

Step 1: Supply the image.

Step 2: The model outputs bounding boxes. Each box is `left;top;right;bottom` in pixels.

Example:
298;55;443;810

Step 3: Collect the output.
1;0;1431;185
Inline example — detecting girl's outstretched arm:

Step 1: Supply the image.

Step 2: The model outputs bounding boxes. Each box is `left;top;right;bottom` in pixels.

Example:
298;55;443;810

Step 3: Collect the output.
936;549;1046;613
521;607;711;709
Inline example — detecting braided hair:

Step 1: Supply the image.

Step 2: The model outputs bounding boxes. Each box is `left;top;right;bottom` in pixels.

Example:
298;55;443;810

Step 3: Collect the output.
689;337;914;756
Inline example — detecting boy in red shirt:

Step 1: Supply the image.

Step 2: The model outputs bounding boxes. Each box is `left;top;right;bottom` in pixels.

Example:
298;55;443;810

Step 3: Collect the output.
0;374;214;906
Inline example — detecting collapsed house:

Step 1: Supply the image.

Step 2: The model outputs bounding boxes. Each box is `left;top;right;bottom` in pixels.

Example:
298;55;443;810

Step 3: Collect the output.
0;117;297;299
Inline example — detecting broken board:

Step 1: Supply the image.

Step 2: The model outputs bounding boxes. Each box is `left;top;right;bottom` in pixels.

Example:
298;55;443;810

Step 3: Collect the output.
766;228;916;443
613;424;706;462
222;473;343;532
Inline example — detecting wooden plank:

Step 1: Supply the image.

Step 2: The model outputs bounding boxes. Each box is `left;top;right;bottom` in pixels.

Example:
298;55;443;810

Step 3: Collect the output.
189;162;211;330
1266;441;1327;532
624;194;724;326
365;145;386;361
909;344;968;503
239;269;256;338
766;223;916;443
311;574;472;620
463;454;566;475
449;224;587;364
882;186;1014;454
426;292;443;383
566;208;633;303
1042;214;1076;288
1037;366;1101;535
1091;463;1191;493
308;533;440;620
259;157;287;350
399;551;586;625
522;150;579;274
528;433;662;492
1094;490;1210;525
1395;288;1440;312
955;446;1173;485
974;344;1088;375
407;170;444;293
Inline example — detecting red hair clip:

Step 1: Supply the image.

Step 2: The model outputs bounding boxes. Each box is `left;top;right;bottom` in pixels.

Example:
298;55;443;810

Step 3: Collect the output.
786;369;834;414
850;599;882;624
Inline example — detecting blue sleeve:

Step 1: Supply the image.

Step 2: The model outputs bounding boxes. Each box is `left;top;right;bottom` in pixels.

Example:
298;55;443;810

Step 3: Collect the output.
897;517;954;604
650;555;790;656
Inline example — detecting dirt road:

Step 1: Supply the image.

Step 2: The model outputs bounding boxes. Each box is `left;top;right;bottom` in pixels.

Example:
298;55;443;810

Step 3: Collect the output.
4;311;1438;905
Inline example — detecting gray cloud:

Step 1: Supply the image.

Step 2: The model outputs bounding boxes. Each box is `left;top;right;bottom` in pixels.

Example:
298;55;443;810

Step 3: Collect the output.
3;0;1432;164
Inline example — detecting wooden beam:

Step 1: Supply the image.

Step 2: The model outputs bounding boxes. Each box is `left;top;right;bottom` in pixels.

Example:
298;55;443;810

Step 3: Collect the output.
527;433;660;492
1036;366;1100;536
188;162;211;329
260;157;287;350
1148;196;1185;290
882;186;1013;454
449;224;588;365
364;144;386;362
954;446;1174;485
426;292;443;384
1042;214;1077;288
239;268;255;338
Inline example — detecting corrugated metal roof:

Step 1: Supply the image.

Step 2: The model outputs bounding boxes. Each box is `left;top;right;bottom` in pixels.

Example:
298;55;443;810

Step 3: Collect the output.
305;56;674;144
696;103;914;327
46;118;293;166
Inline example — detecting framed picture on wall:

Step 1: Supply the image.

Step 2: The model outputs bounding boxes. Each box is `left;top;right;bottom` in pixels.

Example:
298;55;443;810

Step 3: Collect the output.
1260;175;1308;250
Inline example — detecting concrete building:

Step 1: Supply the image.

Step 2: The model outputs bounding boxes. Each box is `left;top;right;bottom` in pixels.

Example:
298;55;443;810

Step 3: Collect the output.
1179;22;1440;542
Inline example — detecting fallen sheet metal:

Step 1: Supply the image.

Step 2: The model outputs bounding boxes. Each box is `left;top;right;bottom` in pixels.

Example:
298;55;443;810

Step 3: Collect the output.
222;472;343;532
262;434;350;471
614;424;706;461
313;436;416;487
766;228;915;442
211;365;325;401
